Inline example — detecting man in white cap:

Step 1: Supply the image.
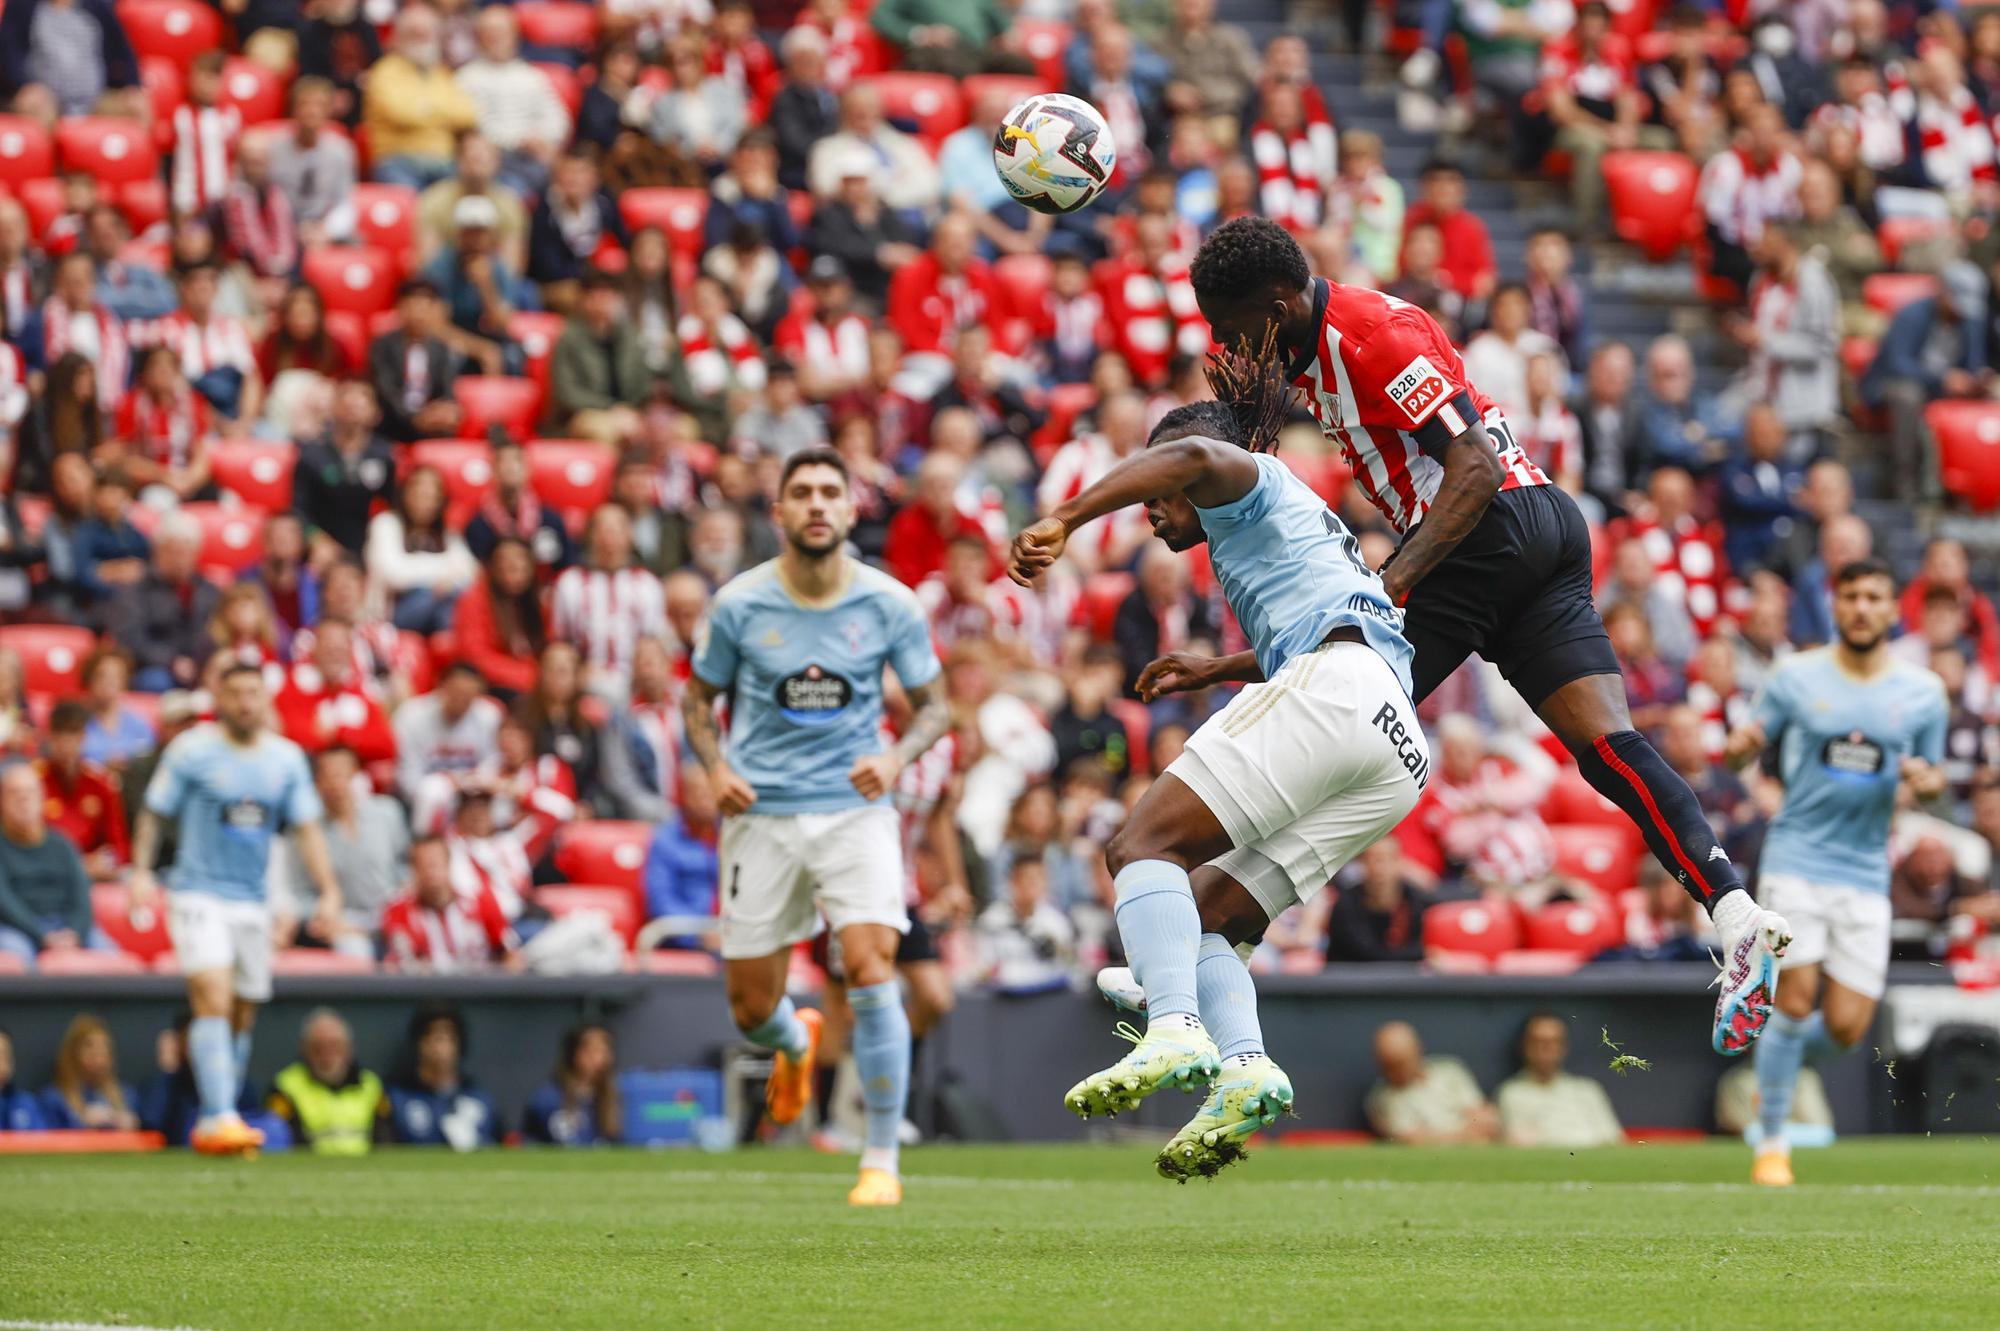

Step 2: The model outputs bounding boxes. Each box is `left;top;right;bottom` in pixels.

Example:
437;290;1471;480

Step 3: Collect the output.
419;194;528;377
807;84;940;215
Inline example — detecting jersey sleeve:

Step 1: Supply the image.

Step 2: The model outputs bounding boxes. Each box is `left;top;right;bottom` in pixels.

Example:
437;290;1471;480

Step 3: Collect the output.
1362;312;1482;457
690;594;741;690
885;587;943;690
143;733;194;818
1749;665;1796;740
281;744;325;829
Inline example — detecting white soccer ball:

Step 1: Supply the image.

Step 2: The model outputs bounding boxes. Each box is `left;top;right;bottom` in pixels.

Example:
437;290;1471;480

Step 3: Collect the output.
992;93;1118;215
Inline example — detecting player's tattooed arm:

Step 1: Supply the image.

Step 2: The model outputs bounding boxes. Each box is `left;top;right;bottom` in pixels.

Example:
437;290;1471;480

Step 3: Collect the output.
891;676;953;770
1377;428;1504;605
682;675;757;815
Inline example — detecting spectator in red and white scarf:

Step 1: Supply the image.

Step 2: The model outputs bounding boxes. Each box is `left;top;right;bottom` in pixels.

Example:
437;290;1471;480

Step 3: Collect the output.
294;560;411;704
111;346;212;501
792;0;878;92
710;0;779;110
1890;41;1996;207
1625;466;1730;641
171;52;242;220
550;504;669;698
1094;213;1207;388
464;436;576;576
1524;227;1588;366
29;252;128;414
220;136;298;313
677;273;767;397
382;835;520;974
1248;78;1335;234
1697;104;1802;294
130;261;263;432
476;715;576;863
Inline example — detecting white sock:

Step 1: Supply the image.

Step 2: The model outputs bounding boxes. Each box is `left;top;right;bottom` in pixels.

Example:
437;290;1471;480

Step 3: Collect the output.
860;1145;899;1176
1710;889;1760;944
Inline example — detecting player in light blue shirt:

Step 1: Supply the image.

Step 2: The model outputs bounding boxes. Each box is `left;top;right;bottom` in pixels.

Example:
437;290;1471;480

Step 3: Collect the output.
130;663;344;1156
682;447;949;1206
1723;558;1949;1187
1009;385;1429;1178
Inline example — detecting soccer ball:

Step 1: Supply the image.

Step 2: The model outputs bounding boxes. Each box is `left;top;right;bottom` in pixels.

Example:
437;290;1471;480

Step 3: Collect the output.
992;93;1118;215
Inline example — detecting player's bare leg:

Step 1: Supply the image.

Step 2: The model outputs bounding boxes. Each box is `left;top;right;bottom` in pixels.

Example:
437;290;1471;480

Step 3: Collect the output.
1753;962;1873;1186
727;951;824;1130
187;971;262;1156
1538;673;1789;1054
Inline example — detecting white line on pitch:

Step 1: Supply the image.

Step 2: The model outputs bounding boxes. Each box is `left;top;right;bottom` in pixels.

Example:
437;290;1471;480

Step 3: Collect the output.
0;1319;208;1331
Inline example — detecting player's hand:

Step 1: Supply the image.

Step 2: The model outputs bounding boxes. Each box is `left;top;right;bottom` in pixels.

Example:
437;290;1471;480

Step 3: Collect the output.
710;765;758;817
1901;758;1947;800
41;929;79;952
849;753;904;801
312;893;345;942
1137;652;1220;701
272;914;299;949
127;870;159;922
1722;721;1766;768
1007;518;1068;587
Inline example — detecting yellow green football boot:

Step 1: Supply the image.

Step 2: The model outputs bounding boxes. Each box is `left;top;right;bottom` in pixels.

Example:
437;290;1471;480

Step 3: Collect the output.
1156;1055;1294;1181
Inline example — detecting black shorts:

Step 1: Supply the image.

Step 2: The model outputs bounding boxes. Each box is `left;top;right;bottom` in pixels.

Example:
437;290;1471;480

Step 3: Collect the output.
1400;483;1618;707
811;914;938;982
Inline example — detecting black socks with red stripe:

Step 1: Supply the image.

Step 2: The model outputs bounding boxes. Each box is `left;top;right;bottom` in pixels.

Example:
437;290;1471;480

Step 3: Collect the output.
1573;729;1747;913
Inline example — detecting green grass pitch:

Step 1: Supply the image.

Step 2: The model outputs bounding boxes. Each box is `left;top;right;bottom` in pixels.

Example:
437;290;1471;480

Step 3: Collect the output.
2;1140;1995;1330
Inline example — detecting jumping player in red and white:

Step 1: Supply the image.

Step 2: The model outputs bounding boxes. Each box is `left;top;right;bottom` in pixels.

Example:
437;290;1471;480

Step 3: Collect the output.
1144;217;1789;1056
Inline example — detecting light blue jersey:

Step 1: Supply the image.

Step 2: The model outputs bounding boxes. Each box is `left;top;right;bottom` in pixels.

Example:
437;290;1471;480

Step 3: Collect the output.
1198;452;1415;698
692;559;943;815
1753;648;1949;894
145;724;322;904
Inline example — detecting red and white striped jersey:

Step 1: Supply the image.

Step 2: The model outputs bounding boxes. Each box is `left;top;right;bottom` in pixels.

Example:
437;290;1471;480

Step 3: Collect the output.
550;565;669;685
446;828;535;922
1249;116;1337;232
1289;279;1547;535
382;880;513;973
129;310;259;383
678;312;766;395
481;753;577;862
1697;147;1802;248
170;103;242;217
1628;512;1729;639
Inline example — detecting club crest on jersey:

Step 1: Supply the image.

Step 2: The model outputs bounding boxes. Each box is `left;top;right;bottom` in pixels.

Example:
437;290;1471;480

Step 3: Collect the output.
775;664;854;725
841;616;866;655
1384;354;1448;425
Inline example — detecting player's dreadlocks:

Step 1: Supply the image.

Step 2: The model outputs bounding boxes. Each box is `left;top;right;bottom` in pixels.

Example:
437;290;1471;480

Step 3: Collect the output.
1188;216;1311;313
1203;326;1297;454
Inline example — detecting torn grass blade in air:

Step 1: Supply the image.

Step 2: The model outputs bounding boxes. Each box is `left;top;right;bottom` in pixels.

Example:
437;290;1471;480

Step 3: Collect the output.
1608;1055;1651;1077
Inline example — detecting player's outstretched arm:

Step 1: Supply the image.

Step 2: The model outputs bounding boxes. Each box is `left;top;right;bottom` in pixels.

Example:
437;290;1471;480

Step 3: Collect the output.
1008;435;1257;586
1378;428;1504;605
1137;650;1264;700
682;675;757;816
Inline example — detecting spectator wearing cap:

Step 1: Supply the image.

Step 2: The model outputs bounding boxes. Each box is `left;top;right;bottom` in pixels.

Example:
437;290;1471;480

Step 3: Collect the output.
457;6;572;198
808;84;941;217
805;149;923;306
1863;262;1990;507
37;700;127;880
0;0;140;122
422;195;533;379
365;4;480;191
770;26;840;192
417;135;531;278
529;151;631;312
775;257;871;401
267;77;359;248
1401;160;1497;305
0;761;111;969
551;270;656;446
296;379;398;561
649;34;749;176
105;510;221;692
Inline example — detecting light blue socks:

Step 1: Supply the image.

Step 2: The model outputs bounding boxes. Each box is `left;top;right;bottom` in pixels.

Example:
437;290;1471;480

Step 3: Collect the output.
848;979;911;1174
743;997;810;1060
189;1016;238;1122
1114;860;1201;1023
1197;933;1264;1064
1756;1009;1830;1146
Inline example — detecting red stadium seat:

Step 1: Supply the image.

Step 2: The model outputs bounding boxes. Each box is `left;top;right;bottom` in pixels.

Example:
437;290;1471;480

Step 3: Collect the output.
539;885;640;947
218;57;287;126
1423;898;1521;962
117;178;168;232
1877;216;1952;267
116;0;225;67
1539;764;1631;831
0;624;95;696
177;501;266;576
1106;697;1150;775
554;821;653;890
1033;382;1097;453
962;74;1042;117
56;118;159;186
13;176;62;236
455;375;542;439
619;186;709;263
209;439;296;511
302;246;399;317
91;884;173;963
1840;335;1878;382
514;1;600;48
1524;899;1624;957
995;252;1052;322
0;116;53;187
1549;823;1642;897
36;949;145;976
408;439;496;523
273;949;376;975
139;57;185;129
526;439;614;528
1009;19;1071;87
1924;400;2000;511
1077;571;1133;640
323;309;369;370
1602;150;1697;261
1862;271;1939;314
533;63;583;118
871;72;965;150
350;183;418;266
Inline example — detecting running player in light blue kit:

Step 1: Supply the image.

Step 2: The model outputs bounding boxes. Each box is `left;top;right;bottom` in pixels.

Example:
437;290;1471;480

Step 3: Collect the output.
1009;369;1428;1180
1723;558;1948;1187
681;447;950;1207
128;664;345;1157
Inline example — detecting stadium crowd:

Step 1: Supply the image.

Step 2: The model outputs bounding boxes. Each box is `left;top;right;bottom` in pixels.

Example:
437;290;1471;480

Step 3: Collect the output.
0;0;1997;1034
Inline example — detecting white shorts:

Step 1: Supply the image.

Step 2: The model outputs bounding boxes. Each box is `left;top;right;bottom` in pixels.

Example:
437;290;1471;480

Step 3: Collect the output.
1167;640;1429;920
718;806;908;960
167;891;275;1003
1758;873;1892;1000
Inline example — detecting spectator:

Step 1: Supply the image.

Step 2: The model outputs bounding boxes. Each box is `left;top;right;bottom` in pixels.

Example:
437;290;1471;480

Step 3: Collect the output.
369;280;464;444
1630;335;1729;479
261;286;352;383
219;136;298;306
0;1027;45;1130
515;642;605;808
642;766;721;944
1328;130;1404;284
387;1005;498;1149
1766;458;1852;586
1792;158;1882;318
1494;1013;1623;1148
394;662;504;820
78;648;152;770
72;467;151;611
1364;1021;1499;1144
105;511;221;692
1539;2;1647;230
1327;840;1431;963
523;1022;621;1145
364;4;480;191
1890;836;1983;926
381;835;519;974
1863;262;1987;506
1596;536;1697;670
1523;229;1587;368
529;152;631;306
807;149;923;307
267;78;358;248
551;505;668;699
1788;512;1872;647
465;437;575;576
1604;602;1683;730
365;464;479;635
943;90;1051;260
26;252;128;415
0;0;139;121
1049;645;1133;783
886;453;989;587
808;85;940;215
1730;222;1838;456
457;7;571;197
1697;103;1801;294
1900;539;2000;682
1517;353;1582;494
552;270;656;445
776;258;872;402
1116;543;1218;697
976;856;1075;993
649;35;749;175
451;538;550;701
111;346;212;501
731;362;825;461
417;134;530;276
38;1014;138;1131
1159;0;1257;126
620;230;681;378
83;207;175;325
295;0;381;127
1462;283;1562;427
1401;160;1496;304
37;701;126;879
872;0;1010;78
294;380;397;563
272;620;397;766
576;39;640;155
278;745;406;957
268;1007;384;1155
1383;221;1464;344
1095;214;1207;389
422;196;530;377
0;760;107;967
770;26;840;192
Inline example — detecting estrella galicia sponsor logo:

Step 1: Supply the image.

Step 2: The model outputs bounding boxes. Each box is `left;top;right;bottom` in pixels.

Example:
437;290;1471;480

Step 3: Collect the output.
776;664;854;725
1821;732;1885;779
1370;700;1430;785
220;797;270;834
